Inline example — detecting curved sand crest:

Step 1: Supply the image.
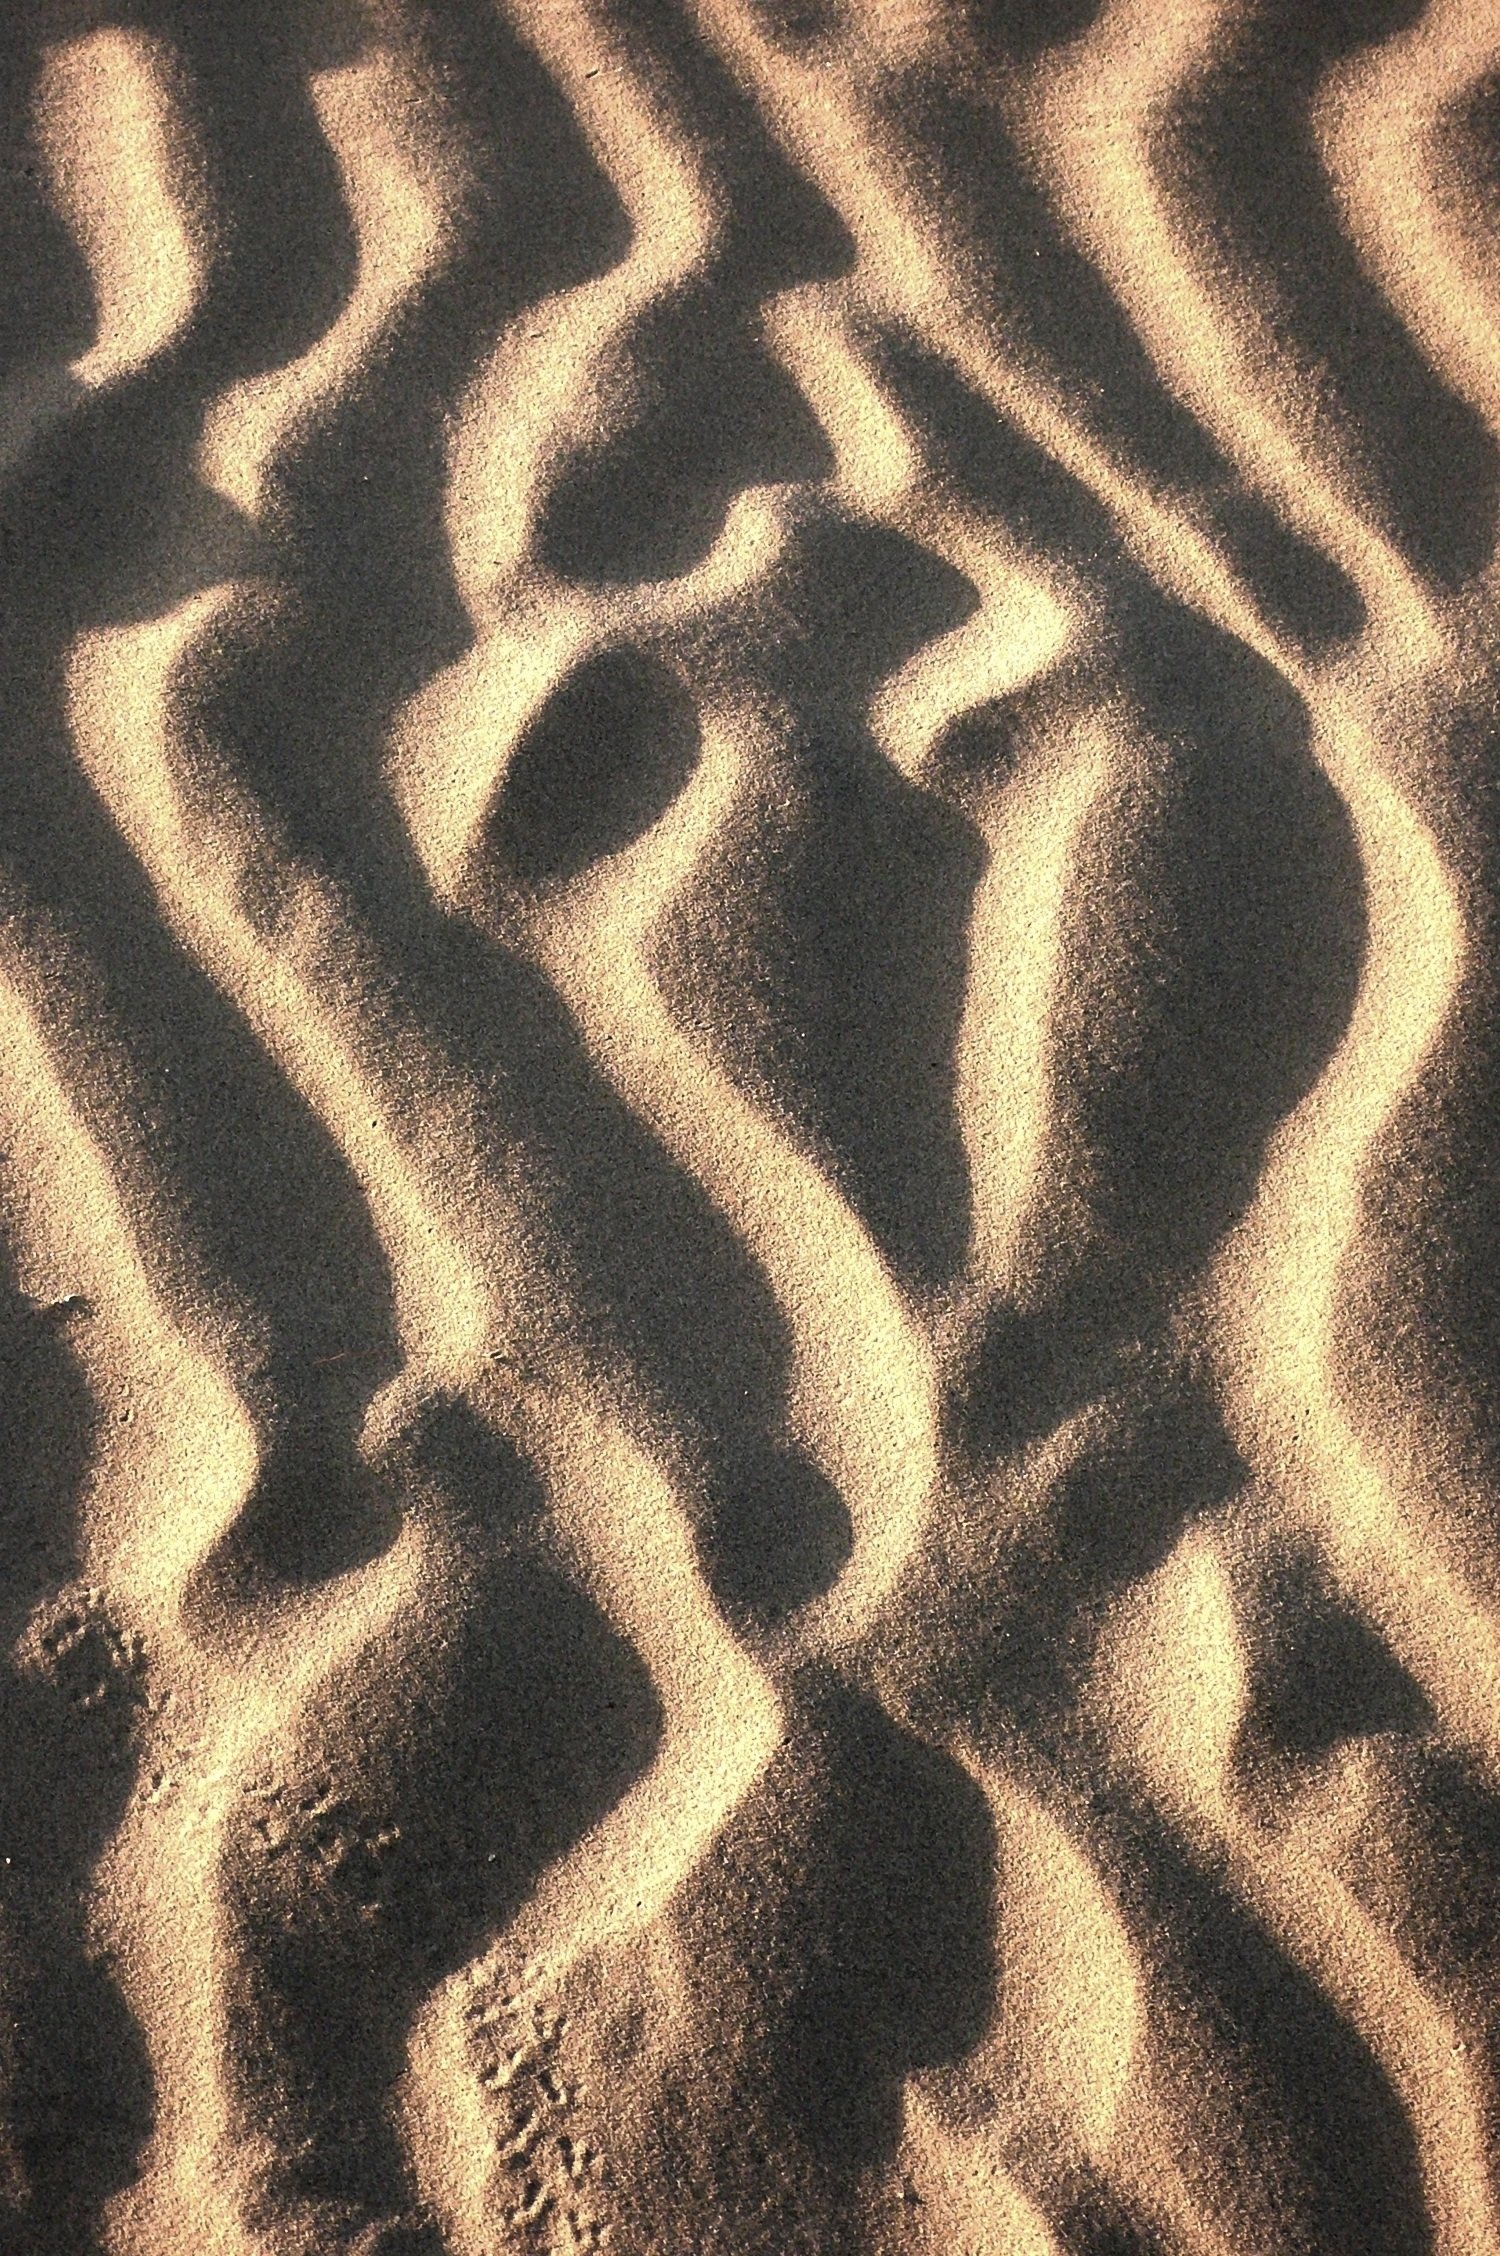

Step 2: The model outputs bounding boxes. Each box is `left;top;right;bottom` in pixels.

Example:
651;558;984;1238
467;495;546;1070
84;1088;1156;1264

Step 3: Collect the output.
4;0;1500;2250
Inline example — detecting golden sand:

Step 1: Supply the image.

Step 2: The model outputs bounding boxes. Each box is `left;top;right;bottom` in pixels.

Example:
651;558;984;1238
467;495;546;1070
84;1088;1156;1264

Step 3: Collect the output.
3;1;1499;2249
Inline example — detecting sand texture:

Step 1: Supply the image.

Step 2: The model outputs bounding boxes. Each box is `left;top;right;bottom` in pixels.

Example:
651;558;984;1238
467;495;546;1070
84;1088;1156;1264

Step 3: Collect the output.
5;0;1500;2248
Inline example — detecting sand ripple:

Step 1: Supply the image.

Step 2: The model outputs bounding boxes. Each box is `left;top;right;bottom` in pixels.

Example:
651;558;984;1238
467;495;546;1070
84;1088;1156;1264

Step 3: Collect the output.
2;2;1499;2250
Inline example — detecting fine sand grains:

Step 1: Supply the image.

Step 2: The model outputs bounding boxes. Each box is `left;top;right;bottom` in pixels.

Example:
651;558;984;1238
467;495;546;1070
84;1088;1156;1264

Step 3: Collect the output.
4;1;1500;2251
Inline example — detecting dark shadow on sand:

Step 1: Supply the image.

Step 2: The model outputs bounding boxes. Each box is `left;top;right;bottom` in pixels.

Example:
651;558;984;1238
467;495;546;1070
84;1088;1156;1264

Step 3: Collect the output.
220;1405;661;2244
0;1261;153;2256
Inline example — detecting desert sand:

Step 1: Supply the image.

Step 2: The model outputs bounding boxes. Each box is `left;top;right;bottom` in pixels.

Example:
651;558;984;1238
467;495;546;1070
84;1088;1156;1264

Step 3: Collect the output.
3;0;1500;2248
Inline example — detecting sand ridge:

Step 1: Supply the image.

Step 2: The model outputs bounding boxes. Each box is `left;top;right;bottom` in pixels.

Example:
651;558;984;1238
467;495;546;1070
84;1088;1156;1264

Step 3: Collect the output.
3;0;1500;2250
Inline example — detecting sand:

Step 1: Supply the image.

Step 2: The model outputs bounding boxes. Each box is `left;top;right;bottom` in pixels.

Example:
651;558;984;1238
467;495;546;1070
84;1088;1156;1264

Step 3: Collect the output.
2;0;1499;2248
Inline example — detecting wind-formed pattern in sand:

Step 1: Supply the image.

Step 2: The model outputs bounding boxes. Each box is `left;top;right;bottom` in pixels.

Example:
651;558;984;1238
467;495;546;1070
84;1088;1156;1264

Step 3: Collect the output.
3;2;1500;2252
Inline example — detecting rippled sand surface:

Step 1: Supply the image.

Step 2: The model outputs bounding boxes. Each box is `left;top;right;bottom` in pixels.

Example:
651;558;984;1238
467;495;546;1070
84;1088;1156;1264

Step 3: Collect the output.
5;2;1500;2250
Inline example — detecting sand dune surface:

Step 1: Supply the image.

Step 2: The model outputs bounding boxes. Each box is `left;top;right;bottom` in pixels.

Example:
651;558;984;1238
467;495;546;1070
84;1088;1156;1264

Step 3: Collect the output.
4;0;1500;2249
